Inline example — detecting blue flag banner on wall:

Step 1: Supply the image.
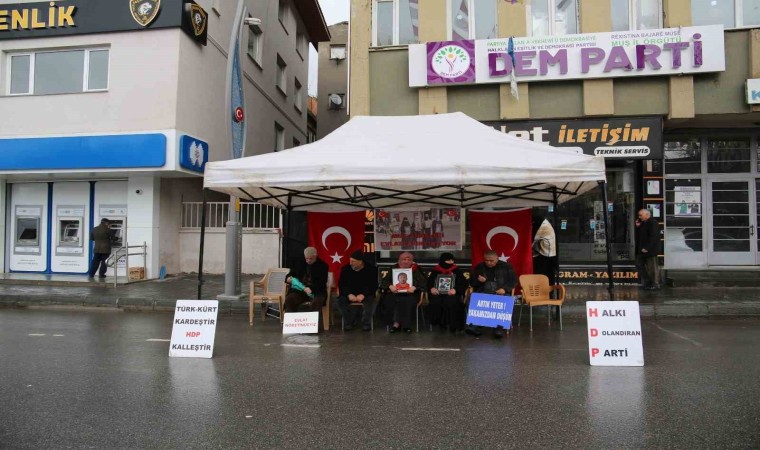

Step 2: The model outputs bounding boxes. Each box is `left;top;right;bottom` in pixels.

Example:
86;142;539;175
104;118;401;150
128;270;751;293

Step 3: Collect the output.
466;293;515;329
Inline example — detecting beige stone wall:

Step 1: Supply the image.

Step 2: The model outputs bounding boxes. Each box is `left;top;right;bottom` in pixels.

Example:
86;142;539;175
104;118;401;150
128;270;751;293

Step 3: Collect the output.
417;0;448;115
580;0;613;116
349;0;371;116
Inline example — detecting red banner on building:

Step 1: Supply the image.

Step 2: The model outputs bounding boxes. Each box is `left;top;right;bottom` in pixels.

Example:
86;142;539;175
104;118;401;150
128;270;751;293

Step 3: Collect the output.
307;211;366;286
469;209;533;277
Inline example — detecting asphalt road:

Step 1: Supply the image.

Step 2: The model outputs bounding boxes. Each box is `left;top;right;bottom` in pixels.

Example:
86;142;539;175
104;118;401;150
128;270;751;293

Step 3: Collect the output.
0;309;758;449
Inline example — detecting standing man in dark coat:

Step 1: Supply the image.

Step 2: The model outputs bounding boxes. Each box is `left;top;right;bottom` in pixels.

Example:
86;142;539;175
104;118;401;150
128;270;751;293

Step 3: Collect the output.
285;247;329;314
88;218;114;279
637;208;660;290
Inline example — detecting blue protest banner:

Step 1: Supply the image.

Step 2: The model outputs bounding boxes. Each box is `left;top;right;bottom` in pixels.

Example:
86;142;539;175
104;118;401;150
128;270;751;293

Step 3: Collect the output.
466;293;515;329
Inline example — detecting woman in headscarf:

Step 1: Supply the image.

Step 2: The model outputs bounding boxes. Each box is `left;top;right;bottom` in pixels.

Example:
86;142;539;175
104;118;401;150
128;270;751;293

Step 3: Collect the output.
426;252;467;333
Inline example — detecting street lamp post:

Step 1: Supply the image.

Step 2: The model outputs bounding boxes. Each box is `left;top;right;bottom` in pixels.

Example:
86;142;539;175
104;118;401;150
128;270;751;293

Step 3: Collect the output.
218;0;254;300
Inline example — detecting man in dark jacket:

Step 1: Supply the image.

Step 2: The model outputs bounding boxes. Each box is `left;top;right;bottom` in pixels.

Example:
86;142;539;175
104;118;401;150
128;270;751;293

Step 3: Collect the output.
637;208;660;290
285;247;329;314
88;218;114;279
338;250;378;331
468;249;517;338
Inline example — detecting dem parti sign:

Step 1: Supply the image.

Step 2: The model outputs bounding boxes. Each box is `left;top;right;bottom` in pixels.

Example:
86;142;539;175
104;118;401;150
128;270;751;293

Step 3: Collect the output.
409;25;725;87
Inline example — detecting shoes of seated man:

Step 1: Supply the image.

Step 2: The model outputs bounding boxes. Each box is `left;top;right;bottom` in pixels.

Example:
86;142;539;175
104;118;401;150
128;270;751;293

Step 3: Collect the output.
403;328;413;334
464;327;482;337
493;326;504;339
389;326;401;334
362;324;371;331
343;325;353;332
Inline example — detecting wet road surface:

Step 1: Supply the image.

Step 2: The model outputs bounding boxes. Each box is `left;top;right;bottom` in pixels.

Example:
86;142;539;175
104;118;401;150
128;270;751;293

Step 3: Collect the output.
1;309;758;449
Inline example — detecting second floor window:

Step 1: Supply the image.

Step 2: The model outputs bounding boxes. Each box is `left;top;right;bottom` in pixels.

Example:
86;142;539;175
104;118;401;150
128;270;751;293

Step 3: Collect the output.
449;0;498;40
530;0;578;36
276;55;287;94
612;0;662;31
294;78;303;112
373;0;419;46
247;19;263;66
275;123;285;152
8;48;109;96
692;0;760;29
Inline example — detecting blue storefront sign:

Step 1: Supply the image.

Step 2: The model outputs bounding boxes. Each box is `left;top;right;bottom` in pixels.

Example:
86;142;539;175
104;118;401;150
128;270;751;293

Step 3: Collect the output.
466;293;515;329
179;135;208;173
0;134;166;170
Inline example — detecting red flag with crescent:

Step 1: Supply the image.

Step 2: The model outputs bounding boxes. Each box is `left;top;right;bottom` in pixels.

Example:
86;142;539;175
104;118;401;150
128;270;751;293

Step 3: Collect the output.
470;209;533;278
307;211;366;286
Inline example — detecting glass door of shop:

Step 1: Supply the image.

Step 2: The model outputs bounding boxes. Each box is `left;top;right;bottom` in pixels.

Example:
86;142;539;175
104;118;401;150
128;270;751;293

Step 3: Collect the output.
707;180;756;265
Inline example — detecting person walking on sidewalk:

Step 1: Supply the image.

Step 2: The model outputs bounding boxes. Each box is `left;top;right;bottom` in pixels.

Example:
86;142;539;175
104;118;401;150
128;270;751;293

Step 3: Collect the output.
88;218;115;279
636;209;660;290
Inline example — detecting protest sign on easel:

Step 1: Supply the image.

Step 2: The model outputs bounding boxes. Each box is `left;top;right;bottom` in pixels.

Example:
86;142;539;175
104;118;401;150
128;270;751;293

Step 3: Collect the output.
169;300;219;358
283;312;319;334
587;301;644;366
466;293;514;329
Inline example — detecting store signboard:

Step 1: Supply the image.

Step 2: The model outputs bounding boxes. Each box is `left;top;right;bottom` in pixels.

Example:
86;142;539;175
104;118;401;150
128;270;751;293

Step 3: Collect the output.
410;25;725;87
485;117;663;159
0;0;194;41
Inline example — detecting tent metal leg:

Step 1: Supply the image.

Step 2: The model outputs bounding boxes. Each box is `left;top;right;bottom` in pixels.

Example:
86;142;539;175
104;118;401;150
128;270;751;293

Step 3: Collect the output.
599;181;615;297
197;188;208;300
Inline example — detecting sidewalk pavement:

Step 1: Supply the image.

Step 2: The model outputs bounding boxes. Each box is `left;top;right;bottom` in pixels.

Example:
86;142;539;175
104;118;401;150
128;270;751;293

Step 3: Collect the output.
1;273;759;318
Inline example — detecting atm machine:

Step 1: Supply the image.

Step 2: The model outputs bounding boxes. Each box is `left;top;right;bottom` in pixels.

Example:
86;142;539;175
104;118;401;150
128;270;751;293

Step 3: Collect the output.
52;205;87;273
98;205;127;276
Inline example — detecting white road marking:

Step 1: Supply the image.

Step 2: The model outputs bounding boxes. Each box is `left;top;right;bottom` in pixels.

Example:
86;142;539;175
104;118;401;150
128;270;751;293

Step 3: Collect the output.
400;347;460;352
53;334;64;337
281;343;320;348
146;339;170;342
28;334;46;337
650;322;704;347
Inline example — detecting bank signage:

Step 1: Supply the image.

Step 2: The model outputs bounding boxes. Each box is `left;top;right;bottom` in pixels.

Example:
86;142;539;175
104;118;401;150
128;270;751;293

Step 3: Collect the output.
410;25;725;87
0;0;193;40
179;135;208;173
485;117;662;159
747;79;760;105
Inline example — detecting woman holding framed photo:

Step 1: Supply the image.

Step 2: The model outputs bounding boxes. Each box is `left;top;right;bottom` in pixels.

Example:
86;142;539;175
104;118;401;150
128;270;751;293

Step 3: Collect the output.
427;252;467;334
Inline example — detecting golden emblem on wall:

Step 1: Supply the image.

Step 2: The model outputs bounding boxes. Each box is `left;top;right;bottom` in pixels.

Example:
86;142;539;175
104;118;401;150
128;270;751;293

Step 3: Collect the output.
130;0;161;27
190;3;207;37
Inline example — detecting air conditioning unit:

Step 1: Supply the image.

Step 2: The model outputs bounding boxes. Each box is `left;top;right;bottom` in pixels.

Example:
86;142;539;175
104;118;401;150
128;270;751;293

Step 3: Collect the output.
328;94;344;110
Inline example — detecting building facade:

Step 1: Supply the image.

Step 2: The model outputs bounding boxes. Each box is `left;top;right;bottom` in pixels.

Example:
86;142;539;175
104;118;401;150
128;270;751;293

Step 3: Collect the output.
0;0;328;278
349;0;760;281
317;21;349;139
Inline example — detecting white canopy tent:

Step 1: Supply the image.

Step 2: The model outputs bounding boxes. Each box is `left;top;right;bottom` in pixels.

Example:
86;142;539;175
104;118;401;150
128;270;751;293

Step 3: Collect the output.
204;112;607;210
201;112;615;296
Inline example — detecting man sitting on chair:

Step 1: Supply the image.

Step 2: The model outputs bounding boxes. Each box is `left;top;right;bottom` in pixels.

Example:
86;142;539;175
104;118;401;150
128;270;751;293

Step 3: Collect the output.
285;247;328;319
468;249;517;339
338;250;378;331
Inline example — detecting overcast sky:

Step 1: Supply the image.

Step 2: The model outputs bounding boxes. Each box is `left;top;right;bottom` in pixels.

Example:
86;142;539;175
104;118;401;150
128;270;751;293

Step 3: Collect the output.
308;0;350;96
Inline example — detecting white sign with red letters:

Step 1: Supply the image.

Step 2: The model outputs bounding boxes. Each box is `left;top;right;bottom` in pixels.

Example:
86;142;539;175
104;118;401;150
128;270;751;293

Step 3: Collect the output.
587;301;644;366
169;300;219;358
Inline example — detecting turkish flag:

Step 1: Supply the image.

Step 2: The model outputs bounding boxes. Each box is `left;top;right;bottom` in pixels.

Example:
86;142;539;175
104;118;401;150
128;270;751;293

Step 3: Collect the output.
307;211;366;286
470;209;533;278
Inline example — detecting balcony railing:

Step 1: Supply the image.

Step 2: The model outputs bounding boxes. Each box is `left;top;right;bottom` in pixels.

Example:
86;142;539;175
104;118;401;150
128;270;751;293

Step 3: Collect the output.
181;202;282;230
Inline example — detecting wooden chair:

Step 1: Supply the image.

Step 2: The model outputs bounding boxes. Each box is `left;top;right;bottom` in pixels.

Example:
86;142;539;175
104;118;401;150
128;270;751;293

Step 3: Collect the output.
516;274;566;331
249;268;289;326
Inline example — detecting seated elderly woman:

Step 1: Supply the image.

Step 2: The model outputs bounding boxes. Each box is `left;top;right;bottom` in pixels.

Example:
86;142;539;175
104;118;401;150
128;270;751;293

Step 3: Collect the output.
426;252;467;334
380;252;427;334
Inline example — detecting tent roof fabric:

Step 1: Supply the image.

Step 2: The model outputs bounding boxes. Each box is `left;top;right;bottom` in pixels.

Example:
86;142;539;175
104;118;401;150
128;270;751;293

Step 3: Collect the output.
203;112;607;211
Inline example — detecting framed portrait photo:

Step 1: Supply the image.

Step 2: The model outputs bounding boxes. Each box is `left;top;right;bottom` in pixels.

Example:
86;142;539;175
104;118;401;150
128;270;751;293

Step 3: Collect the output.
435;274;454;293
392;268;413;293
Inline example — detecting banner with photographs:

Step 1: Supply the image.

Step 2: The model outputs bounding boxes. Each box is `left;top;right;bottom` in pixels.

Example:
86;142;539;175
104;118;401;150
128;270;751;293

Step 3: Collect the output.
374;208;463;251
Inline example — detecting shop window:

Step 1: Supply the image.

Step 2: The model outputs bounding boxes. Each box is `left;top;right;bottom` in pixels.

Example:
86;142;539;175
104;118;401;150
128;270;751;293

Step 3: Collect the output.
530;0;578;36
664;139;702;174
551;163;636;263
449;0;498;40
8;48;109;96
372;0;419;46
611;0;662;31
247;17;263;67
692;0;760;29
665;178;704;257
706;139;751;173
